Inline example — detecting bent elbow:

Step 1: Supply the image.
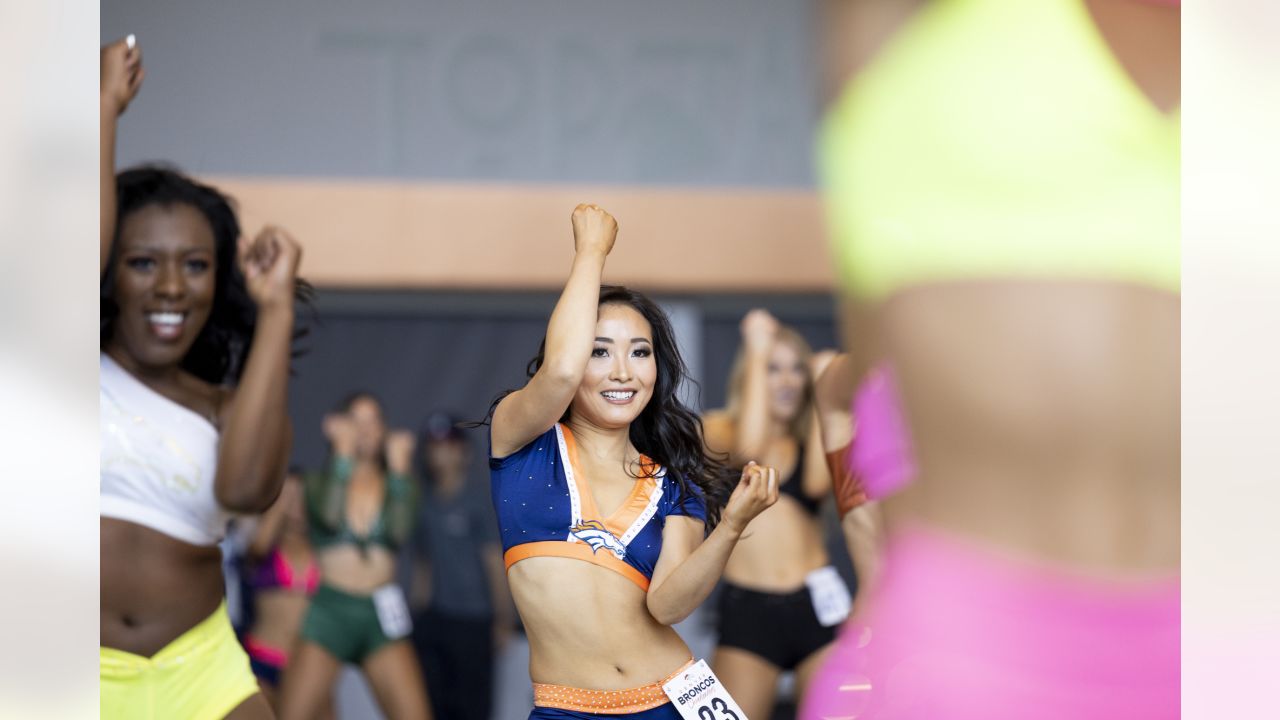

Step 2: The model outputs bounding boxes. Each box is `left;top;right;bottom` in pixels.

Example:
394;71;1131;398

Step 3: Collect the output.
540;359;583;388
657;608;691;627
215;475;281;515
646;597;689;627
654;612;681;627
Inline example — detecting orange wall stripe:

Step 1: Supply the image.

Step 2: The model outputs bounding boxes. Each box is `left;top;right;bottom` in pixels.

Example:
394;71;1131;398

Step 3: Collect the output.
206;176;833;291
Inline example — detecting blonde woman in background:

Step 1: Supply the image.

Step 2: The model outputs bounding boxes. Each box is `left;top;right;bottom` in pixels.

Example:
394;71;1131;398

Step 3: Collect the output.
703;310;849;719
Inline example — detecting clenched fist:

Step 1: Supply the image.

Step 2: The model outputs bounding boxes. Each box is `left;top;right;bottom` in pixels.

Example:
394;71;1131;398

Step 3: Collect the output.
385;430;417;476
740;309;779;354
101;36;145;117
238;225;302;312
323;413;358;457
571;204;618;258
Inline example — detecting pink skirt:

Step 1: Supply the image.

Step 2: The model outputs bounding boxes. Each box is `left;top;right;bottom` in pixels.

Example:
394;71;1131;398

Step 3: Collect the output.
800;525;1180;719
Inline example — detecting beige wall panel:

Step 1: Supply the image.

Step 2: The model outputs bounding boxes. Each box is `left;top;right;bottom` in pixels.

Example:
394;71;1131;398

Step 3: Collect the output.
210;177;834;291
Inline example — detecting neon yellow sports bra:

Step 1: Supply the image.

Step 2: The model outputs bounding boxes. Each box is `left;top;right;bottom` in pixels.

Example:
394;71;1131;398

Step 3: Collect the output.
819;0;1179;299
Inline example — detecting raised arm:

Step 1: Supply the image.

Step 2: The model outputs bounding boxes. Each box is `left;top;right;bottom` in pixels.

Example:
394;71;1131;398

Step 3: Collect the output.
100;36;144;274
813;354;882;608
214;227;303;513
814;354;856;451
645;463;779;625
801;350;840;497
307;414;357;530
814;354;862;517
383;430;421;547
490;205;617;457
726;310;781;464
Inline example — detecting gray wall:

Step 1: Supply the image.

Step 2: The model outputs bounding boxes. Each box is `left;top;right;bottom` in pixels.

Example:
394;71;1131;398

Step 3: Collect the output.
102;0;819;186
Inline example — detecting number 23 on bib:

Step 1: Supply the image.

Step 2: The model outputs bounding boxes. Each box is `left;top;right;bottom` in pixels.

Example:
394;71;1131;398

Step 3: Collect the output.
662;659;748;720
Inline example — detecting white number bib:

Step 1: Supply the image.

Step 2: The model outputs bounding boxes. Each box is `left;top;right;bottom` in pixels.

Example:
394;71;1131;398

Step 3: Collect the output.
805;566;853;627
662;659;748;720
372;584;413;639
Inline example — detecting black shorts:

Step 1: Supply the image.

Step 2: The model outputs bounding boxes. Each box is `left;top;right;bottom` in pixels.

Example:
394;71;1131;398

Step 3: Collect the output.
715;582;838;670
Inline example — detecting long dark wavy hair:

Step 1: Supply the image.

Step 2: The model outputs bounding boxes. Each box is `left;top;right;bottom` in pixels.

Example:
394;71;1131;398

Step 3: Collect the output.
480;285;735;528
99;164;312;386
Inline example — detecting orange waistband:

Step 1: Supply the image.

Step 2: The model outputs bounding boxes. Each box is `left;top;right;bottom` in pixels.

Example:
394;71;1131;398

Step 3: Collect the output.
532;659;694;714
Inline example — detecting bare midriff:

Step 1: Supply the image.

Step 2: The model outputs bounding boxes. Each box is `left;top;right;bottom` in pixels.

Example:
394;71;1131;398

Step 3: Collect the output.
722;496;829;591
848;280;1179;576
508;556;693;690
316;544;398;595
100;517;225;657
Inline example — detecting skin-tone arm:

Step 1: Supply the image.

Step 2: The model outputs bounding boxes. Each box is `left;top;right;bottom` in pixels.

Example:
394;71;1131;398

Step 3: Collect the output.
802;405;834;498
814;354;856;450
247;478;298;558
814;354;883;608
482;544;516;650
383;431;421;546
802;350;840;497
491;205;618;458
100;37;145;274
843;502;883;613
645;462;779;625
309;414;358;530
214;227;302;513
726;310;781;465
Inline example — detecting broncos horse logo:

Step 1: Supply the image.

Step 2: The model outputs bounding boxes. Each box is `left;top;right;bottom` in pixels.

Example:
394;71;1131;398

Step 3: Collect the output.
569;520;628;560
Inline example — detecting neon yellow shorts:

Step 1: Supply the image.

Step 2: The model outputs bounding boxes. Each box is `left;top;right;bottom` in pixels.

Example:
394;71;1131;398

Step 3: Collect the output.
100;601;260;720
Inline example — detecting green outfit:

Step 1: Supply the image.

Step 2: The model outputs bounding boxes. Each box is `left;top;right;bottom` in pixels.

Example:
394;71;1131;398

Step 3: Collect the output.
300;584;403;663
306;456;417;552
300;456;419;663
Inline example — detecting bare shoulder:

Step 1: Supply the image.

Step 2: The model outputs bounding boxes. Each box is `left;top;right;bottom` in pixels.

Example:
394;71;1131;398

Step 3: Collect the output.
820;0;927;106
700;410;735;454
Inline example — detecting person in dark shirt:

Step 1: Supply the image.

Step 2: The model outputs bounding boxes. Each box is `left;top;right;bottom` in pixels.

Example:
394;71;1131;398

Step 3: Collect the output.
406;412;514;720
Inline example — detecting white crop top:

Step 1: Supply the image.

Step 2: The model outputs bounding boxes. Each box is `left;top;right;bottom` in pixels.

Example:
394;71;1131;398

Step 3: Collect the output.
100;353;232;546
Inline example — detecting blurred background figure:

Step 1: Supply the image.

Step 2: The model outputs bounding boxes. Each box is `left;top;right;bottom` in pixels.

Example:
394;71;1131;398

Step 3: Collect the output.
280;393;431;720
802;354;902;720
702;309;848;719
810;355;900;617
403;412;513;720
804;0;1180;718
239;471;332;718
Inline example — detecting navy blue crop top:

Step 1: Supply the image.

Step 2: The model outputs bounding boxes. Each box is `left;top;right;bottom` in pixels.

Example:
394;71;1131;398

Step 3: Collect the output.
490;424;707;591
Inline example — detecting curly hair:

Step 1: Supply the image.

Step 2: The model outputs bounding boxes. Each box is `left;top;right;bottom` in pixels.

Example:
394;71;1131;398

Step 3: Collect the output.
100;164;311;385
